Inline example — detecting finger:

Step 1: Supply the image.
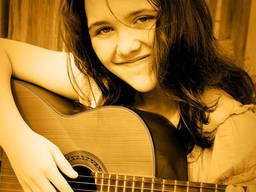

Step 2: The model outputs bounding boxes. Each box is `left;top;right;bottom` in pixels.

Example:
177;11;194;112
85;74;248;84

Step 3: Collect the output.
20;182;33;192
32;177;57;192
47;166;74;192
23;181;40;192
50;144;78;178
22;186;33;192
16;174;33;192
225;185;245;192
246;185;256;192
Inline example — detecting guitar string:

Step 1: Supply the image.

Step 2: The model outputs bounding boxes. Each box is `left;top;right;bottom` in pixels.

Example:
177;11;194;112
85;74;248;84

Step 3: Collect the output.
0;174;227;190
0;176;227;192
0;186;227;192
0;188;94;192
0;184;227;192
0;171;227;190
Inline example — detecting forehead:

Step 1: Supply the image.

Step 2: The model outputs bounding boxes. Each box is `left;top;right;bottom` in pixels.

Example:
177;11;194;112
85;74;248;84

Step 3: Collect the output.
84;0;154;25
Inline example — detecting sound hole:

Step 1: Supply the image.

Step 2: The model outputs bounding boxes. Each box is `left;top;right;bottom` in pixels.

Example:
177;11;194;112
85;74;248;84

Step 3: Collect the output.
64;166;97;191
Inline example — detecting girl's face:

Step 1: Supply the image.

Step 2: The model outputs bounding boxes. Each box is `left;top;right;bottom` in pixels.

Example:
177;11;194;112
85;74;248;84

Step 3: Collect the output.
85;0;158;92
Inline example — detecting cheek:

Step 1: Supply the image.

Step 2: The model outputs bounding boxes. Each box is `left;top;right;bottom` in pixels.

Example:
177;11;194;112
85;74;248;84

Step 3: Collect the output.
91;38;116;69
148;28;156;48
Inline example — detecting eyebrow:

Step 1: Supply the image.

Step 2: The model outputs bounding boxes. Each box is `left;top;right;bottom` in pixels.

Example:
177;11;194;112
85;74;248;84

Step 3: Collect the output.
88;8;157;32
123;8;157;21
88;21;110;32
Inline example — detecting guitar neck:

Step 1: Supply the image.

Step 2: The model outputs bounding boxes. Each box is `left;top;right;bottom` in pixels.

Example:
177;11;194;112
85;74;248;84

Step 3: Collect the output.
91;172;247;192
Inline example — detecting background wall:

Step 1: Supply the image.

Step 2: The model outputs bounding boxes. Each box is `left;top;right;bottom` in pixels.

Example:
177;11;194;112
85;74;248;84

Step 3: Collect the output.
244;0;256;81
0;0;9;38
0;0;62;50
0;0;255;80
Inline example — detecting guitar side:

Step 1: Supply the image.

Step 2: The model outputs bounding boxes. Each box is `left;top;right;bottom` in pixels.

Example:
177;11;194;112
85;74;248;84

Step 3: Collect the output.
0;80;156;191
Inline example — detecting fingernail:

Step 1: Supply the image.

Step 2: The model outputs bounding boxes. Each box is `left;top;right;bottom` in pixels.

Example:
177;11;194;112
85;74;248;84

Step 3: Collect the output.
71;170;78;178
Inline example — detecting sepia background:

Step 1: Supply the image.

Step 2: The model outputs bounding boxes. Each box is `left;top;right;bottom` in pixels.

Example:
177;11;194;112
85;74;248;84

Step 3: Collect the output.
0;0;256;81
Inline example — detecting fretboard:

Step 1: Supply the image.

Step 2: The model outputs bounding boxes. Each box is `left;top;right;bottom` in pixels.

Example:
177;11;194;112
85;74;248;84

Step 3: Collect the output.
91;172;247;192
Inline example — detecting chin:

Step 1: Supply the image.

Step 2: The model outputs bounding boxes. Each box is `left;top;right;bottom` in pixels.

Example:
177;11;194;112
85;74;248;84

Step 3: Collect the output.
130;77;157;93
134;85;155;93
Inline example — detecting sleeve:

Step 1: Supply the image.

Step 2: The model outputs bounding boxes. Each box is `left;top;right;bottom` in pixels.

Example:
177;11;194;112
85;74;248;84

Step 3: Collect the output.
188;90;256;188
210;108;256;185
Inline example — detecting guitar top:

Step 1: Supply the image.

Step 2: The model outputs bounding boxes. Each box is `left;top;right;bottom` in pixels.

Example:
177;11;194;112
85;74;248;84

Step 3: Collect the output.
0;80;187;191
1;80;247;191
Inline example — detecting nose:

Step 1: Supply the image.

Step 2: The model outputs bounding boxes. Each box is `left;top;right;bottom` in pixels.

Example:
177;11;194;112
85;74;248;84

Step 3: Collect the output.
116;29;141;58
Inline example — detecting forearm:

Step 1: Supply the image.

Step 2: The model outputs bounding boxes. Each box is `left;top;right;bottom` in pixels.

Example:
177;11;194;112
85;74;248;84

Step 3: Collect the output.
0;46;32;149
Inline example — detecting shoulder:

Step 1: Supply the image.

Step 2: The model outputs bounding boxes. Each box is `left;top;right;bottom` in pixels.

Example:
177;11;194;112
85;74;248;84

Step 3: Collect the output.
201;88;256;132
188;88;256;184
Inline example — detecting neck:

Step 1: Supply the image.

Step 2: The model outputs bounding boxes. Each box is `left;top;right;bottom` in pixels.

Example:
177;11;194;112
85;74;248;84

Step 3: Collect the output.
133;85;180;127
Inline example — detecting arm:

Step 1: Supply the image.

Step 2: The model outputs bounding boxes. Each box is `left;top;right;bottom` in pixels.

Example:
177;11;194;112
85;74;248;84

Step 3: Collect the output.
0;38;78;100
0;38;78;192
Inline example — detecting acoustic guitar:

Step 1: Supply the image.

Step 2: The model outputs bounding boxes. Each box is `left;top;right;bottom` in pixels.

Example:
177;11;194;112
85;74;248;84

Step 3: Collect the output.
0;80;247;192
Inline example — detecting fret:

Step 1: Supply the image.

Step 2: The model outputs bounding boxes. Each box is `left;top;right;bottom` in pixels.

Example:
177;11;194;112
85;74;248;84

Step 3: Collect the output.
215;183;218;192
94;172;98;183
107;174;111;192
92;173;245;192
161;179;165;192
123;175;127;192
141;177;144;192
151;178;154;192
94;172;99;191
174;180;177;192
186;181;189;192
100;173;104;192
132;176;135;192
115;174;119;192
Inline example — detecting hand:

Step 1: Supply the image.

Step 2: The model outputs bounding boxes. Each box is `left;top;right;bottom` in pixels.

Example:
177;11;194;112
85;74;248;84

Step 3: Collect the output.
245;185;256;192
4;130;78;192
225;185;252;192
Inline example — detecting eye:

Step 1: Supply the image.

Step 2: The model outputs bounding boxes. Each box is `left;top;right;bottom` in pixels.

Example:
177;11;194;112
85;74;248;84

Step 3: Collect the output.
135;15;156;24
133;15;156;29
95;27;113;36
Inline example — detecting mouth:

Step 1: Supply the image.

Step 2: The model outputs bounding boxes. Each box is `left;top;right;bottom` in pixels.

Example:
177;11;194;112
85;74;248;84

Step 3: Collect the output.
114;55;150;65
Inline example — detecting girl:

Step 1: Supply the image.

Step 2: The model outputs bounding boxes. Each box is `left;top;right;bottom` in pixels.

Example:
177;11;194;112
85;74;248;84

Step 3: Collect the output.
0;0;256;191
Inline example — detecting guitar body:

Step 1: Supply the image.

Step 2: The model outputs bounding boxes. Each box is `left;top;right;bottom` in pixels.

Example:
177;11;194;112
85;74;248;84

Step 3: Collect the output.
0;80;187;191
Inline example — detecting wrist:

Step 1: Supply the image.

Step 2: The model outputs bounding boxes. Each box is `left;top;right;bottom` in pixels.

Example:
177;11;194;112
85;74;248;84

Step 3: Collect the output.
0;121;34;151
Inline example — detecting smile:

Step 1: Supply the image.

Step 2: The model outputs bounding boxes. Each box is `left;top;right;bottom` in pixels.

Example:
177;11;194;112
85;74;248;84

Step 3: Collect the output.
114;55;151;65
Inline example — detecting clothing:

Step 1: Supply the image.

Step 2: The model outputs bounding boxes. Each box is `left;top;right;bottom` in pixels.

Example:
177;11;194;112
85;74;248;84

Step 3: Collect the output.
188;89;256;186
71;62;256;187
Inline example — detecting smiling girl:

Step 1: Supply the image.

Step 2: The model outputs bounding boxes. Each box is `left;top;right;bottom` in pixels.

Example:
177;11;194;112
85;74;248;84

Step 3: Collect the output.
0;0;256;191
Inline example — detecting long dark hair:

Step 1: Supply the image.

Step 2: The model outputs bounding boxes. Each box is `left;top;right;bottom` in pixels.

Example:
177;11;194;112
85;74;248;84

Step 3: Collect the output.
60;0;256;152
